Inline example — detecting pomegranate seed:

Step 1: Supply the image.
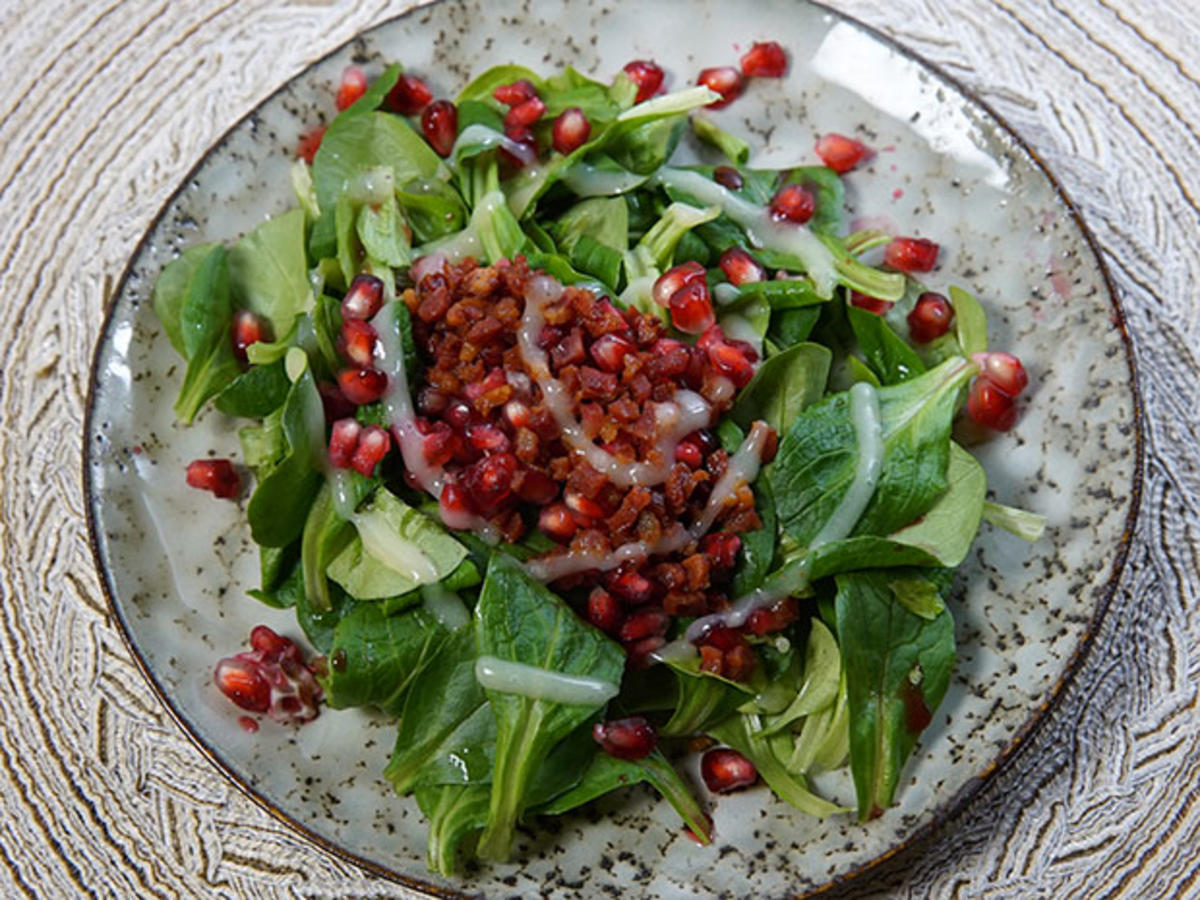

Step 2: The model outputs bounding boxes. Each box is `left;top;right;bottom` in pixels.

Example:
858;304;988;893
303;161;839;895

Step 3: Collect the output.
606;571;657;605
238;715;259;734
593;716;657;760
498;126;538;169
718;247;765;286
439;483;478;530
907;291;954;343
675;438;703;468
444;400;475;431
565;489;606;521
214;658;271;713
461;452;517;511
625;635;666;670
744;597;799;636
697;66;743;109
350;425;391;477
318;381;355;422
669;282;716;334
552;107;592;154
504;399;532;428
701;747;759;793
623;60;665;103
586;588;623;634
706;342;755;387
421;100;458;156
186;459;240;499
538;503;578;543
328;418;362;469
467;424;510;453
849;291;894;315
966;377;1018;431
769;183;815;224
514;469;558;504
385;73;433;115
341;273;385;320
814;133;873;173
339;318;378;368
337;367;388;405
618;608;669;642
884;236;940;273
683;815;714;844
504;96;546;130
421;425;460;467
979;351;1029;397
589;333;634;373
250;624;290;656
231;310;269;364
700;533;742;568
652;261;706;308
740;41;788;78
492;79;539;106
335;66;368;111
713;165;743;190
296;125;327;164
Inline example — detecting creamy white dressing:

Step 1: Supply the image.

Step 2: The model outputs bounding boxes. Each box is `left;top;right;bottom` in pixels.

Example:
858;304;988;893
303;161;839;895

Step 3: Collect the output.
651;168;838;298
474;656;619;705
517;275;714;488
450;124;537;167
420;584;471;630
691;421;772;538
562;161;648;196
713;282;742;306
809;381;883;548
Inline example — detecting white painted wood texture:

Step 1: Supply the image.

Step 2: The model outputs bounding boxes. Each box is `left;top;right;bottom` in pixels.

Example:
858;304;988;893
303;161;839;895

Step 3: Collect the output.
0;1;1195;897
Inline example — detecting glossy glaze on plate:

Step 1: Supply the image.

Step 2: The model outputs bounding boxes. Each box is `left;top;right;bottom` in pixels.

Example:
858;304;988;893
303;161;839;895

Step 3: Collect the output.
84;0;1140;896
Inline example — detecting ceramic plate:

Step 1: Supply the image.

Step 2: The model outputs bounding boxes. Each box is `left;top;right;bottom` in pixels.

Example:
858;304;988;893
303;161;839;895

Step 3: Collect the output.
84;0;1141;896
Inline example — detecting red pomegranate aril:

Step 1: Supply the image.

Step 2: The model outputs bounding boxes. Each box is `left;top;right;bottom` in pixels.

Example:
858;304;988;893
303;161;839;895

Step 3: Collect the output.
849;290;894;315
593;716;657;760
884;236;940;273
492;79;539;106
815;132;872;173
341;272;385;320
328;418;362;469
718;247;765;286
618;609;669;642
438;483;477;530
444;400;474;430
625;635;666;669
296;125;327;164
700;532;742;569
214;658;271;713
652;261;706;308
514;469;558;504
966;377;1018;431
337;367;388;405
249;624;290;656
503;399;532;428
385;73;433;115
231;310;268;363
607;571;657;606
552;107;591;154
565;489;606;521
623;60;664;103
745;597;800;636
697;66;743;109
713;165;744;190
770;183;815;224
589;333;634;373
538;502;578;542
340;317;378;368
586;588;623;634
675;439;703;468
979;351;1029;397
421;100;458;157
701;747;759;793
504;96;546;130
707;342;755;387
740;41;788;78
467;424;511;453
186;459;241;499
421;426;459;467
907;291;954;343
335;65;368;111
498;126;538;169
669;282;716;334
319;381;355;422
350;425;391;476
462;452;517;511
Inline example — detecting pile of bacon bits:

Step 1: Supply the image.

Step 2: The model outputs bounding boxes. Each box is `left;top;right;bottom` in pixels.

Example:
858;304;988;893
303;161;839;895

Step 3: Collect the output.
213;625;324;730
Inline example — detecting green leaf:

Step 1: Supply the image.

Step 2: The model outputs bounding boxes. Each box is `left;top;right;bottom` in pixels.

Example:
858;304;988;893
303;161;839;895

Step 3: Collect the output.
736;279;827;310
299;479;357;615
760;619;841;736
153;243;219;356
397;179;468;243
320;604;447;716
730;342;831;434
473;555;624;862
731;479;777;597
847;303;927;385
768;307;821;350
551;197;628;254
789;668;850;774
949;285;988;356
834;568;955;819
982;500;1047;541
570;235;623;289
414;783;491;876
214;359;291;418
246;366;324;547
456;65;545;104
660;669;746;737
357;193;412;267
172;245;240;423
228;208;312;337
326;488;470;600
888;576;944;620
690;113;749;164
623;201;720;282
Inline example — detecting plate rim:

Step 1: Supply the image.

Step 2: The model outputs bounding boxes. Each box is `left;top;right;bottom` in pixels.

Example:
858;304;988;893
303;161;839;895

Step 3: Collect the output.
81;1;1145;897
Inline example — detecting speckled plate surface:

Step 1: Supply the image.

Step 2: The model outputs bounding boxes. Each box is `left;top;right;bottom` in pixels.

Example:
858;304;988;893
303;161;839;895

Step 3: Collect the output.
84;0;1141;897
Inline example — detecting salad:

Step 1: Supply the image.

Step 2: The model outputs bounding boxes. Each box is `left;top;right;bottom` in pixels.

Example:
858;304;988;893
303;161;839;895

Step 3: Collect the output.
155;43;1044;875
